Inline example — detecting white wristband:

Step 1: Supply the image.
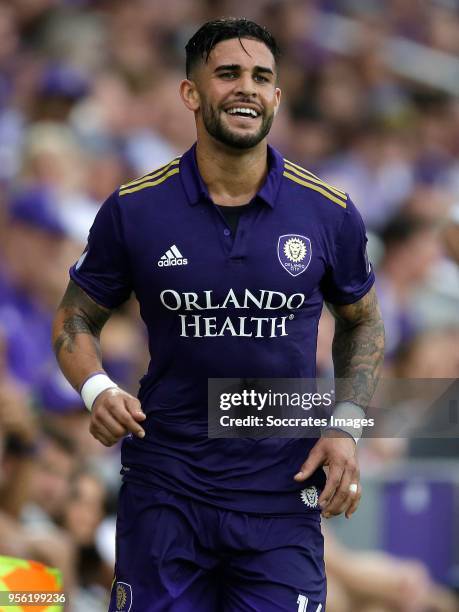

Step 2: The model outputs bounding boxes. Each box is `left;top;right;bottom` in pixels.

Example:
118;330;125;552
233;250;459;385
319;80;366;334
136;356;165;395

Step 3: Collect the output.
325;401;366;444
80;373;118;412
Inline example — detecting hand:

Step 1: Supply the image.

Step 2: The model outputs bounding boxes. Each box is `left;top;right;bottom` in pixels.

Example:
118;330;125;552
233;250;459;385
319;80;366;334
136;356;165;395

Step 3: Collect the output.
294;429;361;519
89;388;146;447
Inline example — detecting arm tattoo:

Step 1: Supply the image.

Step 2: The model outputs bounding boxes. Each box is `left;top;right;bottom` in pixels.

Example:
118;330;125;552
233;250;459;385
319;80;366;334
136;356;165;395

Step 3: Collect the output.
327;287;385;409
53;280;111;359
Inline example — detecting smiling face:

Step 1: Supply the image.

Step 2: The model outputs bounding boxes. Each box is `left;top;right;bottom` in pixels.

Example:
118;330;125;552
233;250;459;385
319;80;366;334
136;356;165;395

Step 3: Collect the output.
181;37;281;150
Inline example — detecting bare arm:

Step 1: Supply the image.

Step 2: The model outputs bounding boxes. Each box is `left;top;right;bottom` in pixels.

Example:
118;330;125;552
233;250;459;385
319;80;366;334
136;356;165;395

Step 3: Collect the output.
52;280;145;446
328;285;385;408
52;280;111;391
295;286;385;519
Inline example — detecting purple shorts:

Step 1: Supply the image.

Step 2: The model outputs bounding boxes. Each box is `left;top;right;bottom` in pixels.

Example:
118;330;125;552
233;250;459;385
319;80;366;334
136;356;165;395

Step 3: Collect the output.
109;482;326;611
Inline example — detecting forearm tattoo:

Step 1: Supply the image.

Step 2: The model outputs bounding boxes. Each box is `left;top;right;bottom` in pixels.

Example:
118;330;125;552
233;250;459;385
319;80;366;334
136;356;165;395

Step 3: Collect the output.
53;281;111;359
328;287;385;409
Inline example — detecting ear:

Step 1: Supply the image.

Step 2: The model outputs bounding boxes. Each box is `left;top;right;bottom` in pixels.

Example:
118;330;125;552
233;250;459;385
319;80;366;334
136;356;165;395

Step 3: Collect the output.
273;87;281;116
180;79;200;112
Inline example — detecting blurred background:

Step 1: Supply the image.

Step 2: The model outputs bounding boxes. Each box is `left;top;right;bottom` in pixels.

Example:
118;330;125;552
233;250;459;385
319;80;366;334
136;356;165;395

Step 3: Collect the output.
0;0;458;610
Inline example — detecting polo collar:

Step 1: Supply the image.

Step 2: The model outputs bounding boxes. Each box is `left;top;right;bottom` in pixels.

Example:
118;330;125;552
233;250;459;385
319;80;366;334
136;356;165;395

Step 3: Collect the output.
179;142;284;208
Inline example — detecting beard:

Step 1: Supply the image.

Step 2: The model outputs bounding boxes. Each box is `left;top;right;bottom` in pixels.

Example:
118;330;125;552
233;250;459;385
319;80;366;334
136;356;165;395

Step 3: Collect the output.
201;100;274;149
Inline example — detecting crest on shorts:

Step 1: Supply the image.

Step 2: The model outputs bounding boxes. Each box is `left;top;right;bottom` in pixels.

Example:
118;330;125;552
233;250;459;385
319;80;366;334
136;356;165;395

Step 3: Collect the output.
278;235;311;276
115;582;132;611
300;486;319;508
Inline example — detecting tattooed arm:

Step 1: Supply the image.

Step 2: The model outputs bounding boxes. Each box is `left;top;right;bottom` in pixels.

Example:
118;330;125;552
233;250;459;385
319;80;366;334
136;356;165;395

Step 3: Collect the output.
294;286;385;519
328;285;385;408
52;280;145;446
52;280;111;390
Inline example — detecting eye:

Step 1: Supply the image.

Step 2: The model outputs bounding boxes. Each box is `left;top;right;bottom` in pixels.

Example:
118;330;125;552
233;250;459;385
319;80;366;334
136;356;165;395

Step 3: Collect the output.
220;72;237;79
254;74;269;83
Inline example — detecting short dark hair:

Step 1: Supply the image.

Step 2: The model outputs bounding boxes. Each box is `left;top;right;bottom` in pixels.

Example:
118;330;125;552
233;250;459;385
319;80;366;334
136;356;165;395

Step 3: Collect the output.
185;17;280;78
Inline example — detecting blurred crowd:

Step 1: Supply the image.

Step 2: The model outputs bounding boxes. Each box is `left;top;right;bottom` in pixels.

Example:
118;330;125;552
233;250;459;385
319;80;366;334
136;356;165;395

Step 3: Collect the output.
0;0;458;610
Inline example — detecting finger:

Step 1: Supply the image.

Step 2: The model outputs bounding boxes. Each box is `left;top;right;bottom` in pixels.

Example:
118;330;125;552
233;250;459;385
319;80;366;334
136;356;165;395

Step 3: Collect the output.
322;464;354;517
107;400;146;439
91;406;127;439
343;465;360;518
93;391;146;439
98;434;115;447
294;448;325;482
318;463;344;510
125;400;146;421
90;421;118;447
99;412;129;439
345;482;362;519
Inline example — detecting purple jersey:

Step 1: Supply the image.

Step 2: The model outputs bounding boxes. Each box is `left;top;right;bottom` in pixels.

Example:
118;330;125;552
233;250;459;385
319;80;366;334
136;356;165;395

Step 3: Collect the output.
70;144;374;514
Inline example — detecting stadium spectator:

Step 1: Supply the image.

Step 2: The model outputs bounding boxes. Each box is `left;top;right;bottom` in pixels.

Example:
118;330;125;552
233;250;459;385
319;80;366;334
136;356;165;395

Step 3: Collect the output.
376;212;441;357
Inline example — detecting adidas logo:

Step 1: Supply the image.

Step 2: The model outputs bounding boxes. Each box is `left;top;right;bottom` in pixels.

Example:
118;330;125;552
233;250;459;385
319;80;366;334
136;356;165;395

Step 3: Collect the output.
158;244;188;267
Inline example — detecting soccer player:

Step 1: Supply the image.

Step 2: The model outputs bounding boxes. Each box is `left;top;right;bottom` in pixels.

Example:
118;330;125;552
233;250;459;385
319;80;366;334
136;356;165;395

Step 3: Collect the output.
52;18;384;612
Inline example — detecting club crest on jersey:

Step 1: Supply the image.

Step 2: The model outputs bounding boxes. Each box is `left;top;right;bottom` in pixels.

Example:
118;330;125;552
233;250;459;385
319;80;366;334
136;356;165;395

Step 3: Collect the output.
300;486;319;508
278;235;311;277
113;582;132;611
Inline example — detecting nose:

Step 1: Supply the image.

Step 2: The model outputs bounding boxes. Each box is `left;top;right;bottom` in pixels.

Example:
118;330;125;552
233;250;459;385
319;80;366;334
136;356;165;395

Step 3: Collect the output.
235;72;256;97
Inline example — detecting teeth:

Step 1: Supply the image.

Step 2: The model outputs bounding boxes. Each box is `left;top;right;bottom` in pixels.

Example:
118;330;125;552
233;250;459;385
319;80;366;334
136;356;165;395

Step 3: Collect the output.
226;107;258;117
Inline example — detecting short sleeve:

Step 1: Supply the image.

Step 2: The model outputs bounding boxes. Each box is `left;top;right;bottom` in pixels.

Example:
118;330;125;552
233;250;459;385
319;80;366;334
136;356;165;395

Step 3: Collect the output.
69;192;132;308
321;196;375;305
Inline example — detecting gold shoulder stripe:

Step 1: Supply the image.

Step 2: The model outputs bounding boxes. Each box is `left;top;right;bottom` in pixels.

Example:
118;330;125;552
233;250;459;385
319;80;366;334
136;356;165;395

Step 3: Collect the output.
283;171;347;208
284;163;346;201
284;159;346;199
119;167;180;196
120;157;181;190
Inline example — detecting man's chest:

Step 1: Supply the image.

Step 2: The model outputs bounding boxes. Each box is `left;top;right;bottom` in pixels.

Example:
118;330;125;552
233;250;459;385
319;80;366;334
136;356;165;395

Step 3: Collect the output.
128;203;330;305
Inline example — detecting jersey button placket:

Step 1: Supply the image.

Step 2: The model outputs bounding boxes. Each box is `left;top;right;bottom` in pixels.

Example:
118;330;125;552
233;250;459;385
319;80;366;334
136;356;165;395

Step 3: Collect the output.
229;208;250;262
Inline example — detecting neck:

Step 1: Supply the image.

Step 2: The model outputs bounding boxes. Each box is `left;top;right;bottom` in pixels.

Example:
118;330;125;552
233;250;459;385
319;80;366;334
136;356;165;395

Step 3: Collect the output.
195;135;268;206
